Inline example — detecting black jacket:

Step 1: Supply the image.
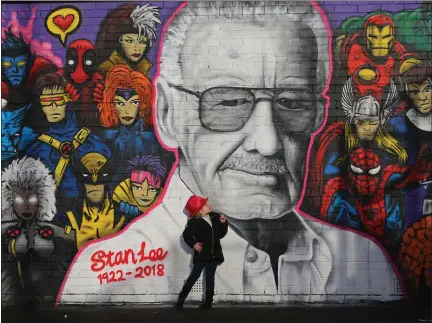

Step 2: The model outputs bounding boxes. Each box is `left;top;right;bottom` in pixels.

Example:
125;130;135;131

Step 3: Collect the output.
182;212;228;264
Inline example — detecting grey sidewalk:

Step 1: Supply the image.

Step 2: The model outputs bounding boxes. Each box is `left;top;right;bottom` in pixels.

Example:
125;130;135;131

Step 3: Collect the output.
2;303;432;323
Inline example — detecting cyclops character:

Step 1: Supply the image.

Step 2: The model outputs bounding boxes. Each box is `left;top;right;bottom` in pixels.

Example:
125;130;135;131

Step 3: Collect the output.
95;4;161;76
25;73;107;206
113;155;168;218
1;157;76;306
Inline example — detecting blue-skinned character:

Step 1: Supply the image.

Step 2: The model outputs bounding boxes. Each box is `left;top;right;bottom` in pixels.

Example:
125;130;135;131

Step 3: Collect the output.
25;73;108;212
1;104;37;169
1;27;59;109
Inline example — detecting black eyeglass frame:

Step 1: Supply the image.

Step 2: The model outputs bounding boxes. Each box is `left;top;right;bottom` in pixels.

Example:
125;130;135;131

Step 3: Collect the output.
168;83;326;133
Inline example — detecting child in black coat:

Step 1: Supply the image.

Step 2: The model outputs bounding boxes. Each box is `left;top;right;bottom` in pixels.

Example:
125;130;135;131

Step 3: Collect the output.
176;195;228;309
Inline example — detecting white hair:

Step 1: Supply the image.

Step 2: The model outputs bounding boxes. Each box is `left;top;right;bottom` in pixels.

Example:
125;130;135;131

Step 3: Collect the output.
1;157;56;222
159;1;330;91
130;4;162;47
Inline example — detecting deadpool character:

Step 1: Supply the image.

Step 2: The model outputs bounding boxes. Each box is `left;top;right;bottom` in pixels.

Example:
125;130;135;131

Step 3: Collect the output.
65;39;103;128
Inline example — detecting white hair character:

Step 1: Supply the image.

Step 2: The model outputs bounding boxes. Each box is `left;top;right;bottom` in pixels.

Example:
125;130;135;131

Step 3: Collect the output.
130;4;161;47
1;156;56;222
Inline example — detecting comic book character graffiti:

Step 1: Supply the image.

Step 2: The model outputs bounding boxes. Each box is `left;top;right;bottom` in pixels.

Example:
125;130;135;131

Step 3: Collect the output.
388;63;432;228
303;77;405;214
64;39;103;128
1;104;37;168
25;73;108;207
394;2;432;60
1;157;76;306
336;13;420;101
95;4;161;76
399;215;432;304
320;147;431;247
113;155;168;218
59;148;126;250
1;27;59;109
97;65;169;186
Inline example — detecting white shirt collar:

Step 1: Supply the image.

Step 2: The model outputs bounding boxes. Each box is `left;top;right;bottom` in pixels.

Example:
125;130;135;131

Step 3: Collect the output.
406;108;432;132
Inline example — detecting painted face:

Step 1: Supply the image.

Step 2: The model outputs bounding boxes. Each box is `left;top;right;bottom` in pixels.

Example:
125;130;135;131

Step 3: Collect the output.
1;105;29;161
119;33;148;63
114;91;140;126
131;172;161;208
354;118;380;141
2;55;27;86
407;78;432;114
164;20;323;220
40;87;70;123
66;39;97;84
12;188;39;221
366;25;393;57
348;148;381;197
78;153;111;203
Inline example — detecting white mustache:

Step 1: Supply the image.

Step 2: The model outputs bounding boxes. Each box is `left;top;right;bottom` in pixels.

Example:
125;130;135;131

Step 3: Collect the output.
219;152;288;175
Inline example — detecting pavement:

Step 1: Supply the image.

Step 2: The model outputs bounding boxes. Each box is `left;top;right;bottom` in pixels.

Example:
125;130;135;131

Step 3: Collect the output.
2;303;432;323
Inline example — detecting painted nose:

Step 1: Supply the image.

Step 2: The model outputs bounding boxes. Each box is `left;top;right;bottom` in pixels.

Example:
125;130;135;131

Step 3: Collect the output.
242;100;282;156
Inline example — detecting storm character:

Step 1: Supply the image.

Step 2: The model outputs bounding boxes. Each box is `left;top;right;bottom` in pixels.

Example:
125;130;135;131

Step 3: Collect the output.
1;157;76;306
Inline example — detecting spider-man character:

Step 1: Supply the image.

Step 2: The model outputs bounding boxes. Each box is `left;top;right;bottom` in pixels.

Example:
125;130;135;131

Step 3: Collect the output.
321;147;431;247
64;39;103;129
337;14;420;101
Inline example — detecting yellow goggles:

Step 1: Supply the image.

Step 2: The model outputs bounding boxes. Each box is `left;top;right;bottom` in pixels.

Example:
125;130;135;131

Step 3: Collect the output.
40;93;70;106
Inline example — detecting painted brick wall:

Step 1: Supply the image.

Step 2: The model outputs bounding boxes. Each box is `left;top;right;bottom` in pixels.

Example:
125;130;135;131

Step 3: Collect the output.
1;1;431;307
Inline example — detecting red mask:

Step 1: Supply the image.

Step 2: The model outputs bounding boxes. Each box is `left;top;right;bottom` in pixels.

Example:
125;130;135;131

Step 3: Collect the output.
65;39;97;84
348;148;381;197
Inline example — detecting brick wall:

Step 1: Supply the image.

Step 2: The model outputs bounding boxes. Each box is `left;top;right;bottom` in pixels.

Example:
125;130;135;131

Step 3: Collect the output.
1;1;431;307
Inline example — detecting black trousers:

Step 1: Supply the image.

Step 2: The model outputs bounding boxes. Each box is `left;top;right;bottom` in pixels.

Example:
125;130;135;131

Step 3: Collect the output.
181;260;218;296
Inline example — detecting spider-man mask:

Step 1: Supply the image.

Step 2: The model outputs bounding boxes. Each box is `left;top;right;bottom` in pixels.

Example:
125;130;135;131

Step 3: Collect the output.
348;148;381;197
65;39;97;84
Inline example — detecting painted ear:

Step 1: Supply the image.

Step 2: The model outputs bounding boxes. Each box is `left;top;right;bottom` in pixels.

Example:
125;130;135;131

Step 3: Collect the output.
154;77;178;148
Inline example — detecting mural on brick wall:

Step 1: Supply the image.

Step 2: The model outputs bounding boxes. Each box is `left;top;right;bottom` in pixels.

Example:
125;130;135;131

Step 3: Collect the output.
1;1;430;308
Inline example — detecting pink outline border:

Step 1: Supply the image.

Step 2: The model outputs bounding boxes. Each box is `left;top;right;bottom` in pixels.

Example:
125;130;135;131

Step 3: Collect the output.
56;1;406;305
55;2;187;306
295;1;407;301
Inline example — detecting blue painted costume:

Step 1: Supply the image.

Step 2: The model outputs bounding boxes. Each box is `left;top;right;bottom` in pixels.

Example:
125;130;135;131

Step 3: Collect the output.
1;104;37;167
101;119;167;186
25;109;108;200
325;173;405;246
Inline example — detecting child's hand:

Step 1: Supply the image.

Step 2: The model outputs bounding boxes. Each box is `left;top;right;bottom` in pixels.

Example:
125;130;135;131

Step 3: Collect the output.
219;215;227;223
194;243;203;252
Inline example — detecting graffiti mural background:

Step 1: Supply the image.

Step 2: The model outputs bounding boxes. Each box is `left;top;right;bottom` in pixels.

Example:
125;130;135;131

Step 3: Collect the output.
1;1;430;307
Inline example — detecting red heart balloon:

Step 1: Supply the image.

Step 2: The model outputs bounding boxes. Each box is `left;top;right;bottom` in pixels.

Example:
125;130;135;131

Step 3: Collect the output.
53;14;74;32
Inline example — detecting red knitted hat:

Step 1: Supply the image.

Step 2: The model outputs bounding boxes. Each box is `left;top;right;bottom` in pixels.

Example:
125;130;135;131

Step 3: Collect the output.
184;195;208;217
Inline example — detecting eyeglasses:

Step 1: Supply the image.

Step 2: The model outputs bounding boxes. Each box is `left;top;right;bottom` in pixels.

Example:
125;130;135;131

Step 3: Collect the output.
40;93;70;107
169;84;323;133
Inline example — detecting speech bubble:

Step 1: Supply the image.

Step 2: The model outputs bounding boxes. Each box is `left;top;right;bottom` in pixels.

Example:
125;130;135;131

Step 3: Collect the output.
45;6;82;47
